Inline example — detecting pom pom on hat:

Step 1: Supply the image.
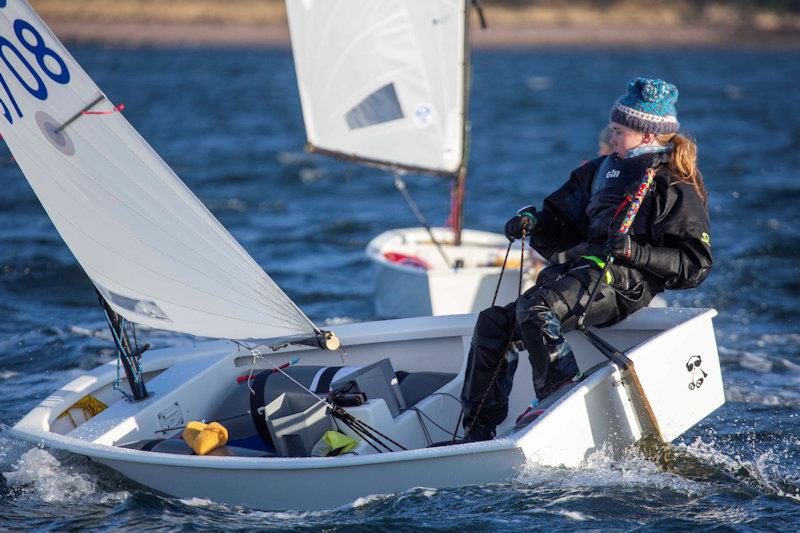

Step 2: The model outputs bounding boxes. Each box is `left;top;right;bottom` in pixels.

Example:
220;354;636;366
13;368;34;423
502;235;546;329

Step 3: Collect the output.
610;77;680;134
640;79;659;102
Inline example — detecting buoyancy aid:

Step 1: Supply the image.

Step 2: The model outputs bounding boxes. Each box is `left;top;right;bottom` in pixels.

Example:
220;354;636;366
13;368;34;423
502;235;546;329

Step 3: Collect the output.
528;148;712;305
585;151;667;247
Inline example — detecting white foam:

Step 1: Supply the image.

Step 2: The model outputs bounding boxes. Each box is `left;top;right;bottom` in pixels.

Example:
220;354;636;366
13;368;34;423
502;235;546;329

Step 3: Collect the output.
739;352;773;373
2;448;97;502
419;488;438;498
677;437;800;502
782;358;800;373
179;497;228;509
519;443;704;495
68;325;112;340
323;317;359;326
0;370;19;379
555;509;595;521
299;168;324;184
348;492;390;509
276;151;312;165
725;384;800;407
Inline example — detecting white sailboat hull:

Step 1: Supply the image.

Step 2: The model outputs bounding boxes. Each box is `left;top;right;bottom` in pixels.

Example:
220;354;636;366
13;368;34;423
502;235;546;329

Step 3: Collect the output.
11;308;724;511
367;227;544;317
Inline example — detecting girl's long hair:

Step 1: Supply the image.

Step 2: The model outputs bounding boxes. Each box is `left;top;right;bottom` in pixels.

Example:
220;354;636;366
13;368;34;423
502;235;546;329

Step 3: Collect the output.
657;133;707;204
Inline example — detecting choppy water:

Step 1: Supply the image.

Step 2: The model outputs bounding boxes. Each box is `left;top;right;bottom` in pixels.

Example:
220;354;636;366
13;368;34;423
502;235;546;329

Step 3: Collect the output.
1;46;799;530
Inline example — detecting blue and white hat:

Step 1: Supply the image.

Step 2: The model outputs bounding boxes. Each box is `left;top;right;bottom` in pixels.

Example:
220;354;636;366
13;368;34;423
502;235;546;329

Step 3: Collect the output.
610;77;680;134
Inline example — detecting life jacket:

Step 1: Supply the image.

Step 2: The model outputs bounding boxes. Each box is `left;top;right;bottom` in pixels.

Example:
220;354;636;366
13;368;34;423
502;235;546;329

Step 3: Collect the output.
584;151;666;247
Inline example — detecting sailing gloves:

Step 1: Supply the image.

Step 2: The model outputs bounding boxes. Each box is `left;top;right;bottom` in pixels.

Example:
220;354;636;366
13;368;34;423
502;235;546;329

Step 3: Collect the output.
605;233;684;282
504;206;539;242
605;233;643;264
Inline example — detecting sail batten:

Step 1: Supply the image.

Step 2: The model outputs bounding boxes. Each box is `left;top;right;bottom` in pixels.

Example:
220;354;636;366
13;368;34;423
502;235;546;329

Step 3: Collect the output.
0;2;316;341
287;0;467;177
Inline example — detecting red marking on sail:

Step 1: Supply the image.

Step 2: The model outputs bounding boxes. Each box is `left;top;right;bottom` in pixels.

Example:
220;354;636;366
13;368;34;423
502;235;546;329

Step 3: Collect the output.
83;104;125;115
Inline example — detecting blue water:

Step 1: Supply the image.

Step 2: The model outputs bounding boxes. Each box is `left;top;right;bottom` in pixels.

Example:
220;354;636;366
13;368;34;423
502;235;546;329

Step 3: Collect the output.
1;46;800;529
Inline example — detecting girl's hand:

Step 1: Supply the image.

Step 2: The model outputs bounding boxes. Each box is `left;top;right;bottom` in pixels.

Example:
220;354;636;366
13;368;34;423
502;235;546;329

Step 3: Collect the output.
504;206;538;242
605;233;645;266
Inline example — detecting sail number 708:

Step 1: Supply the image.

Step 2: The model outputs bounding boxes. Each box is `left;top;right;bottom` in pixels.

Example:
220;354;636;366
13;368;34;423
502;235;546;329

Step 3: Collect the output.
0;14;70;125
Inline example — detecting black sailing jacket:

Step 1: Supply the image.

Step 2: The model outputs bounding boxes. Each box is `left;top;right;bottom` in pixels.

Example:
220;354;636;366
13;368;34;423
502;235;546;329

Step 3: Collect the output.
529;154;713;311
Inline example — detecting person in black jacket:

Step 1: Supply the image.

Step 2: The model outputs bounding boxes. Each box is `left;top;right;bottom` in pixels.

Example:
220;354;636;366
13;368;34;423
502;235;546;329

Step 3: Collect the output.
460;77;712;441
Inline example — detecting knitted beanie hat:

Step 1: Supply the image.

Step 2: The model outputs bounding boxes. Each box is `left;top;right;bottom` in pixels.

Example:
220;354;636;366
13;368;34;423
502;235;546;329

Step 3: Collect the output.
610;77;680;134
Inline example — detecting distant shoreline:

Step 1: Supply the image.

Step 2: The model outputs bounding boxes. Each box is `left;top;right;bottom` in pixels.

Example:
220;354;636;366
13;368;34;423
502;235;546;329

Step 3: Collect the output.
46;20;800;49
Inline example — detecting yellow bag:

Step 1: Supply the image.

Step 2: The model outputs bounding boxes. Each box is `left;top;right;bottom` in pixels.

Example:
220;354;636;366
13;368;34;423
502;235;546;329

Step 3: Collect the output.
311;430;358;457
182;421;229;455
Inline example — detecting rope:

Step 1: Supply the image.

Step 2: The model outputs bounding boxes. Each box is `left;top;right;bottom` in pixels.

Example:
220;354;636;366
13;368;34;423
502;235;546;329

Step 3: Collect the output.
334;414;383;453
412;408;434;446
334;408;408;451
452;409;463;444
331;409;396;453
233;341;333;407
410;407;462;441
519;231;526;295
465;227;527;438
393;173;451;268
491;241;513;306
233;341;407;453
56;395;109;428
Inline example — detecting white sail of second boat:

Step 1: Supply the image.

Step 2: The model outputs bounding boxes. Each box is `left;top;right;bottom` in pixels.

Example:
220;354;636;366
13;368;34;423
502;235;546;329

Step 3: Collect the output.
0;1;315;341
286;0;467;176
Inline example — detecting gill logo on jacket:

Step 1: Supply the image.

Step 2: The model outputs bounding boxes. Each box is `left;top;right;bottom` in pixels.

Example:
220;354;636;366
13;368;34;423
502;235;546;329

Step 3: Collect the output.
605;169;620;180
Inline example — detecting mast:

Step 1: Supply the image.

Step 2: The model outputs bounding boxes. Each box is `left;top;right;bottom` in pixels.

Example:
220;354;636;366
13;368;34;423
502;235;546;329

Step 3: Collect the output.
97;291;149;401
447;0;483;246
447;0;473;246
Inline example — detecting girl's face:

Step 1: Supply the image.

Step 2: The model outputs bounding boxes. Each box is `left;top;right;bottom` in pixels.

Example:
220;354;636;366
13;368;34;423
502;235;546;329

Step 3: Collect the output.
609;122;647;157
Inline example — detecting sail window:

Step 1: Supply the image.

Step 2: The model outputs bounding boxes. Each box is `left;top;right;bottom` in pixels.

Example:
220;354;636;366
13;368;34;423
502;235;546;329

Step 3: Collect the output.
345;83;404;130
108;292;170;321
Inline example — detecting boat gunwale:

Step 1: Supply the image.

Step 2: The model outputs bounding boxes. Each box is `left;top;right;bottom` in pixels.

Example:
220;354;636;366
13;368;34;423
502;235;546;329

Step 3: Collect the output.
9;366;621;471
10;308;717;471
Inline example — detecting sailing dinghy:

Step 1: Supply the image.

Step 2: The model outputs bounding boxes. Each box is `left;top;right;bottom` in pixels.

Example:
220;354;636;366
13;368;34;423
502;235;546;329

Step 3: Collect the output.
6;1;725;511
286;0;545;318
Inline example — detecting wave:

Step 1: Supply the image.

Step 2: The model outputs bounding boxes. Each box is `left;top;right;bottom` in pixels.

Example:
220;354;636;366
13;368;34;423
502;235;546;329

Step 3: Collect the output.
2;447;129;505
673;437;800;504
519;431;800;509
518;442;704;495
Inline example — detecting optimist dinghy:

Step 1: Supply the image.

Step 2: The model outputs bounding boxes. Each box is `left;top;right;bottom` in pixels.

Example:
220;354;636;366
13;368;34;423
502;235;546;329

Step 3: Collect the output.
286;0;546;318
11;309;725;511
5;1;724;511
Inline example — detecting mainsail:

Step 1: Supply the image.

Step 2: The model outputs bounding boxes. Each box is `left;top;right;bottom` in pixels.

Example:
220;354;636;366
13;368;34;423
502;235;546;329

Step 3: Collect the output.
0;1;317;341
286;0;467;177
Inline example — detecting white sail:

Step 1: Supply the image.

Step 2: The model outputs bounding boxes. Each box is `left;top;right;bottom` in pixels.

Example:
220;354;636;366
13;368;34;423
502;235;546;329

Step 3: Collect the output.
286;0;467;176
0;2;316;341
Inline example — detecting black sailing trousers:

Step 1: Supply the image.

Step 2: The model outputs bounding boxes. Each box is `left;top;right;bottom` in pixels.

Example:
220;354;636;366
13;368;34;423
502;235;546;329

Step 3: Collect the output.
460;261;623;438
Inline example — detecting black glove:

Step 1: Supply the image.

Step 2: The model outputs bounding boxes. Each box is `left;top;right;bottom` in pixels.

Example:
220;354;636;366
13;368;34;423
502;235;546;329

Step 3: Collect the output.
604;232;644;265
504;206;538;242
605;232;685;280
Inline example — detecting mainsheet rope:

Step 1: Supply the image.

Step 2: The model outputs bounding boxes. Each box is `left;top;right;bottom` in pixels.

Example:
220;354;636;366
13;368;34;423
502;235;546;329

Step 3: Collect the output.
463;227;527;440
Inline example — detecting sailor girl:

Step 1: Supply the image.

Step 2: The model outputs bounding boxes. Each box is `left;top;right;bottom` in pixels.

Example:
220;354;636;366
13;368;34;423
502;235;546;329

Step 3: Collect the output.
460;77;713;441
